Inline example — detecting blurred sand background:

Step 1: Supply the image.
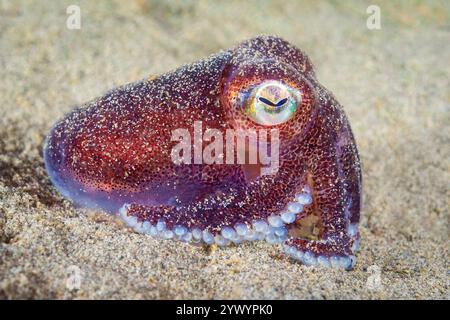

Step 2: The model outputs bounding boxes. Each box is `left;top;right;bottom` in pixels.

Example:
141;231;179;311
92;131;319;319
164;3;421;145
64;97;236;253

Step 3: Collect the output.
0;0;449;299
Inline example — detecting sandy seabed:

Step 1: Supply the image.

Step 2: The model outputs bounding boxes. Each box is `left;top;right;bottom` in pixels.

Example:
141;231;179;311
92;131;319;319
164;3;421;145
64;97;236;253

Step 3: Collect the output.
0;0;449;299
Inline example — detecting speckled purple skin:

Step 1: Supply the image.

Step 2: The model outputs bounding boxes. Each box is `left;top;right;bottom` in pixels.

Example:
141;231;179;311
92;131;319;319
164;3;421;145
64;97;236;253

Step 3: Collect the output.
44;36;362;269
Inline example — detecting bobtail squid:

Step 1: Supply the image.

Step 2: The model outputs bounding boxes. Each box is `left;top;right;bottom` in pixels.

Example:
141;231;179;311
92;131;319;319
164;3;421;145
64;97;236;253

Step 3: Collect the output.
44;36;362;270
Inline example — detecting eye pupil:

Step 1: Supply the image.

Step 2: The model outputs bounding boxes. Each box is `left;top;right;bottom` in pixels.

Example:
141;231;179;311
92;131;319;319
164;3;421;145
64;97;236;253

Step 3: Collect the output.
257;96;289;108
258;96;277;107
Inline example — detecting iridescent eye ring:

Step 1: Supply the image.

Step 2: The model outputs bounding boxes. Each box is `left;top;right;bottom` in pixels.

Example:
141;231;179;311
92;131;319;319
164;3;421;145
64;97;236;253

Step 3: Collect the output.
246;80;301;126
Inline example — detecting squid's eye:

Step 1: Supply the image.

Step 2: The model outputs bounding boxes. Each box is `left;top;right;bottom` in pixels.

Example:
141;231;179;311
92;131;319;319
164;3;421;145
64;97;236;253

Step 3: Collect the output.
245;81;301;126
